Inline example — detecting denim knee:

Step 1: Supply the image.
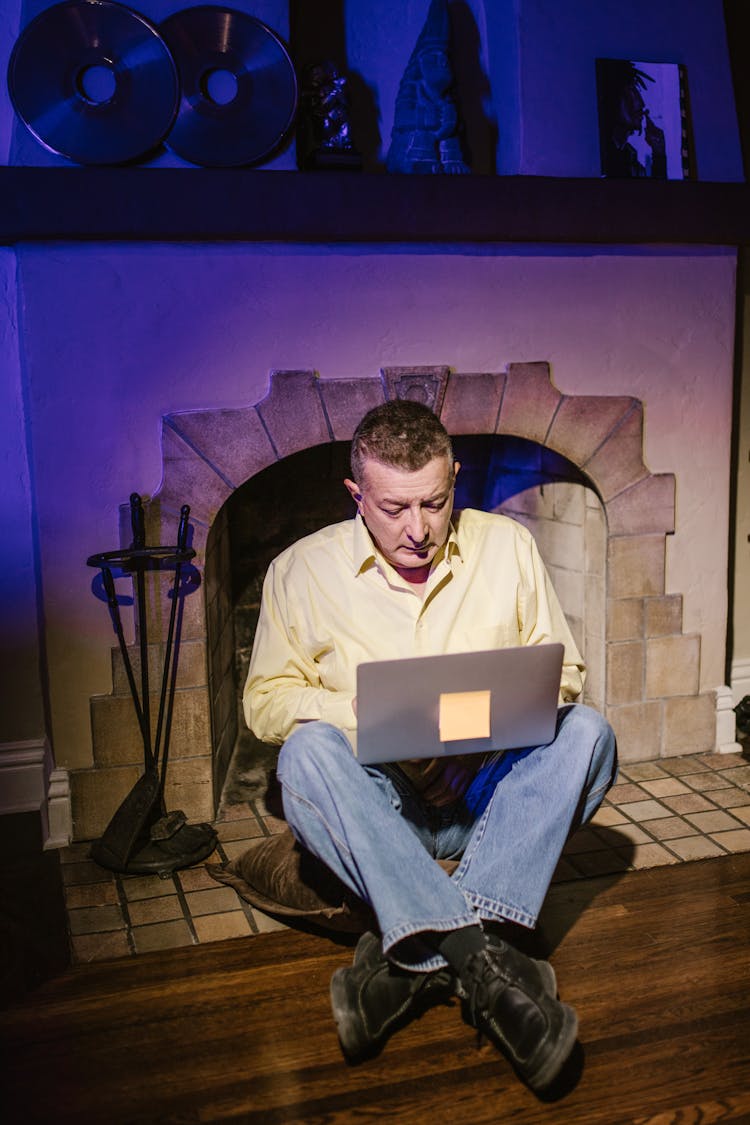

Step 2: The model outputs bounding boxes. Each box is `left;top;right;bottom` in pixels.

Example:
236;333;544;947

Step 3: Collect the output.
276;720;354;793
563;704;618;812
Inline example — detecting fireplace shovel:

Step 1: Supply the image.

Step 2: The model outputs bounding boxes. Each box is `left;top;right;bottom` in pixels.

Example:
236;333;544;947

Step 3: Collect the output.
87;497;217;878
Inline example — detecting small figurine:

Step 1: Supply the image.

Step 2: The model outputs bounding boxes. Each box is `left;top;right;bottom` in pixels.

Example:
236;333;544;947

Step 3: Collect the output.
298;60;362;170
387;0;470;174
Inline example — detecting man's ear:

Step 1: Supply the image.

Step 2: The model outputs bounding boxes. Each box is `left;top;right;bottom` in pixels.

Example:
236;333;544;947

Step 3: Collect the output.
344;478;363;504
453;460;461;481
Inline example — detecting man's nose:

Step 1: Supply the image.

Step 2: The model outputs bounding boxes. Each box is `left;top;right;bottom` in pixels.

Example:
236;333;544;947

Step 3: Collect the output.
405;508;428;543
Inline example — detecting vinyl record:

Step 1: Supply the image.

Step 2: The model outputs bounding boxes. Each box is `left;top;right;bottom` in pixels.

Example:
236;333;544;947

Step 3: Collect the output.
7;0;179;165
160;5;298;167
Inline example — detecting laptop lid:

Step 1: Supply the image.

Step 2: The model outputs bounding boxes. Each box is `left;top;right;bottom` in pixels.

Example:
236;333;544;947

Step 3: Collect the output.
355;643;564;765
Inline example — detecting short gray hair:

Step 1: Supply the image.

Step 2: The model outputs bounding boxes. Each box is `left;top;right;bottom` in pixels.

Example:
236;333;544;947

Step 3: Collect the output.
350;399;453;482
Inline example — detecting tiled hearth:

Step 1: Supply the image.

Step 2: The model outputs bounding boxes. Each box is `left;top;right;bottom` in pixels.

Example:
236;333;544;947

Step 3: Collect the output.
62;747;750;964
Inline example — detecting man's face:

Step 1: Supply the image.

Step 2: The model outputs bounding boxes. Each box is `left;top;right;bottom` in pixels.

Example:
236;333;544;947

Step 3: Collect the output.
620;83;645;135
345;454;459;571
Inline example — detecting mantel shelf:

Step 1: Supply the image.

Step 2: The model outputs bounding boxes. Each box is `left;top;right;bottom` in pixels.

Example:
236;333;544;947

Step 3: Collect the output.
1;167;749;245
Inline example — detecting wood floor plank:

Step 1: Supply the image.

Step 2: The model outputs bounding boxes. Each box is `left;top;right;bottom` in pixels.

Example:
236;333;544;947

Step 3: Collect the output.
1;854;749;1124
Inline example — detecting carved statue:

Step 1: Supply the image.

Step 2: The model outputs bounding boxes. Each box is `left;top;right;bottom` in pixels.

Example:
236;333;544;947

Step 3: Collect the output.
298;61;362;170
387;0;469;174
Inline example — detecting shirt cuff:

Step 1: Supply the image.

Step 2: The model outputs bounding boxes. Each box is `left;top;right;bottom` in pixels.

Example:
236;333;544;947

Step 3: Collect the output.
318;692;357;732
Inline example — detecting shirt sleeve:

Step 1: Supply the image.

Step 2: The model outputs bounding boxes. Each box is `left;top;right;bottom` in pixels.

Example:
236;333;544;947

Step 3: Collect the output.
242;558;356;746
517;532;586;704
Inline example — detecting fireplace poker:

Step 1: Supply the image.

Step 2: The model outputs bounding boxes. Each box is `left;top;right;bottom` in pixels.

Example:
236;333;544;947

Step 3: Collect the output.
86;498;217;875
100;565;148;749
129;493;154;771
153;504;190;793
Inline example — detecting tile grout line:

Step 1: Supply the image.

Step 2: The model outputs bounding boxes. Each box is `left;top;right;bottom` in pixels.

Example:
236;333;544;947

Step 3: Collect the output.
113;874;137;956
173;872;200;945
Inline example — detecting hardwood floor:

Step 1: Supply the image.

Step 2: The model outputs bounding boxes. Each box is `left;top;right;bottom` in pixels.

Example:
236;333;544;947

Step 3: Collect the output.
2;852;749;1124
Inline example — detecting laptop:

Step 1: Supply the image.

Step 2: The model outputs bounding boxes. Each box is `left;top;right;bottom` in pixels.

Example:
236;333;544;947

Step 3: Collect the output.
355;643;564;764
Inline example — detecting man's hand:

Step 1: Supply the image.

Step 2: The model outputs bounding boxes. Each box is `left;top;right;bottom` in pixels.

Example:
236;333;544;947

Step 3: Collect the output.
644;111;665;154
414;756;477;807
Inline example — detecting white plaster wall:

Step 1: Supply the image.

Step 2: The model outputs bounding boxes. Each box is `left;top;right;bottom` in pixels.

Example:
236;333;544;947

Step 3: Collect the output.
0;246;45;743
16;243;737;771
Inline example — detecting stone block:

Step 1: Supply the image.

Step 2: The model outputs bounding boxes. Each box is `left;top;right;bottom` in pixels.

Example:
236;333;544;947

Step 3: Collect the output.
645;635;701;700
441;372;505;434
91;686;212;767
584;503;607;576
498;362;561;444
532;516;584;572
159;425;232;527
584;574;605;643
606;641;644;705
607;473;676;536
142;567;206;645
663;692;716;757
645;595;683;637
111;641;207;697
552;481;586;525
320;378;385;439
605;701;663;762
547;394;634;467
381;366;450;413
160;688;213;760
607;598;644;642
498;483;554;521
547;564;584;622
584;405;649;502
70;764;142;841
584;634;607;711
166;407;277;490
257;370;331;458
608;536;665;599
90;695;143;767
163;757;214;823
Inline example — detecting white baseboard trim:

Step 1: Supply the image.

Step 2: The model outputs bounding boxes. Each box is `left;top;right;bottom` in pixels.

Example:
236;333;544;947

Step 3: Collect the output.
715;685;742;754
0;739;72;848
730;658;750;706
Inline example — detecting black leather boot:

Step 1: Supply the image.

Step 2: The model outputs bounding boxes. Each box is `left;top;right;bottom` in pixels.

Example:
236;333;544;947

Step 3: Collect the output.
330;930;454;1061
330;930;560;1064
457;942;578;1092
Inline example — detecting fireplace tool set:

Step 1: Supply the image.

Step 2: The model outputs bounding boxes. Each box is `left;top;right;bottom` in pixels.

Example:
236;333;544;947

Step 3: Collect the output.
86;494;216;877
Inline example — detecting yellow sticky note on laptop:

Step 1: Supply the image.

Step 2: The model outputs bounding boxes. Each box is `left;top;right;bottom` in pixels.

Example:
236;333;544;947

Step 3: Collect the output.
438;689;491;742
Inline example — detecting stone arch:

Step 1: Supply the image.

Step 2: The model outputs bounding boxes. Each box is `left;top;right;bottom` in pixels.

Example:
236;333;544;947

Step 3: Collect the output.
95;362;713;824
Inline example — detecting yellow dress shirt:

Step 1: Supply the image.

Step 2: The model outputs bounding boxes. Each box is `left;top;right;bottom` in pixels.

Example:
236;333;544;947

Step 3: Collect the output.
243;508;585;751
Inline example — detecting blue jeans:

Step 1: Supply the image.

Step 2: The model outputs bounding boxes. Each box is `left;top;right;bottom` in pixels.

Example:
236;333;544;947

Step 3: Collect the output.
277;704;617;971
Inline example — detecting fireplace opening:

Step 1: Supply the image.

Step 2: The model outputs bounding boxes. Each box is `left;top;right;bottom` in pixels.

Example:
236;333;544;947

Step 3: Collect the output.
206;434;605;814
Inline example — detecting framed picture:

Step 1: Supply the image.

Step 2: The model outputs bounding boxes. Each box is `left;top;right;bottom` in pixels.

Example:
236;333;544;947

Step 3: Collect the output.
596;59;693;179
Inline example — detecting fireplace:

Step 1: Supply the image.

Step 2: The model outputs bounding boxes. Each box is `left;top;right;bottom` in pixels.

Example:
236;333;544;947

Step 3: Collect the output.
73;360;720;837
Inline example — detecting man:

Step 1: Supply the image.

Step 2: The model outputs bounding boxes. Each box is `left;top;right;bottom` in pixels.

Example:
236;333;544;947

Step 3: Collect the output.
244;399;617;1093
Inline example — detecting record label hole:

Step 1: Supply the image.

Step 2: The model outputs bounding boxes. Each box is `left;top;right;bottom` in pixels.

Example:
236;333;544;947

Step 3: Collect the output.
77;64;117;105
201;68;239;106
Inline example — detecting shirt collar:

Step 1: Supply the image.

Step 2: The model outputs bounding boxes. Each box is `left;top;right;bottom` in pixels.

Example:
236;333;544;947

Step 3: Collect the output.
351;513;463;576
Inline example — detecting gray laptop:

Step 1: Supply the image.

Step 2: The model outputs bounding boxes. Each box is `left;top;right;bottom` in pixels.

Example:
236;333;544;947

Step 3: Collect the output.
355;643;564;764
